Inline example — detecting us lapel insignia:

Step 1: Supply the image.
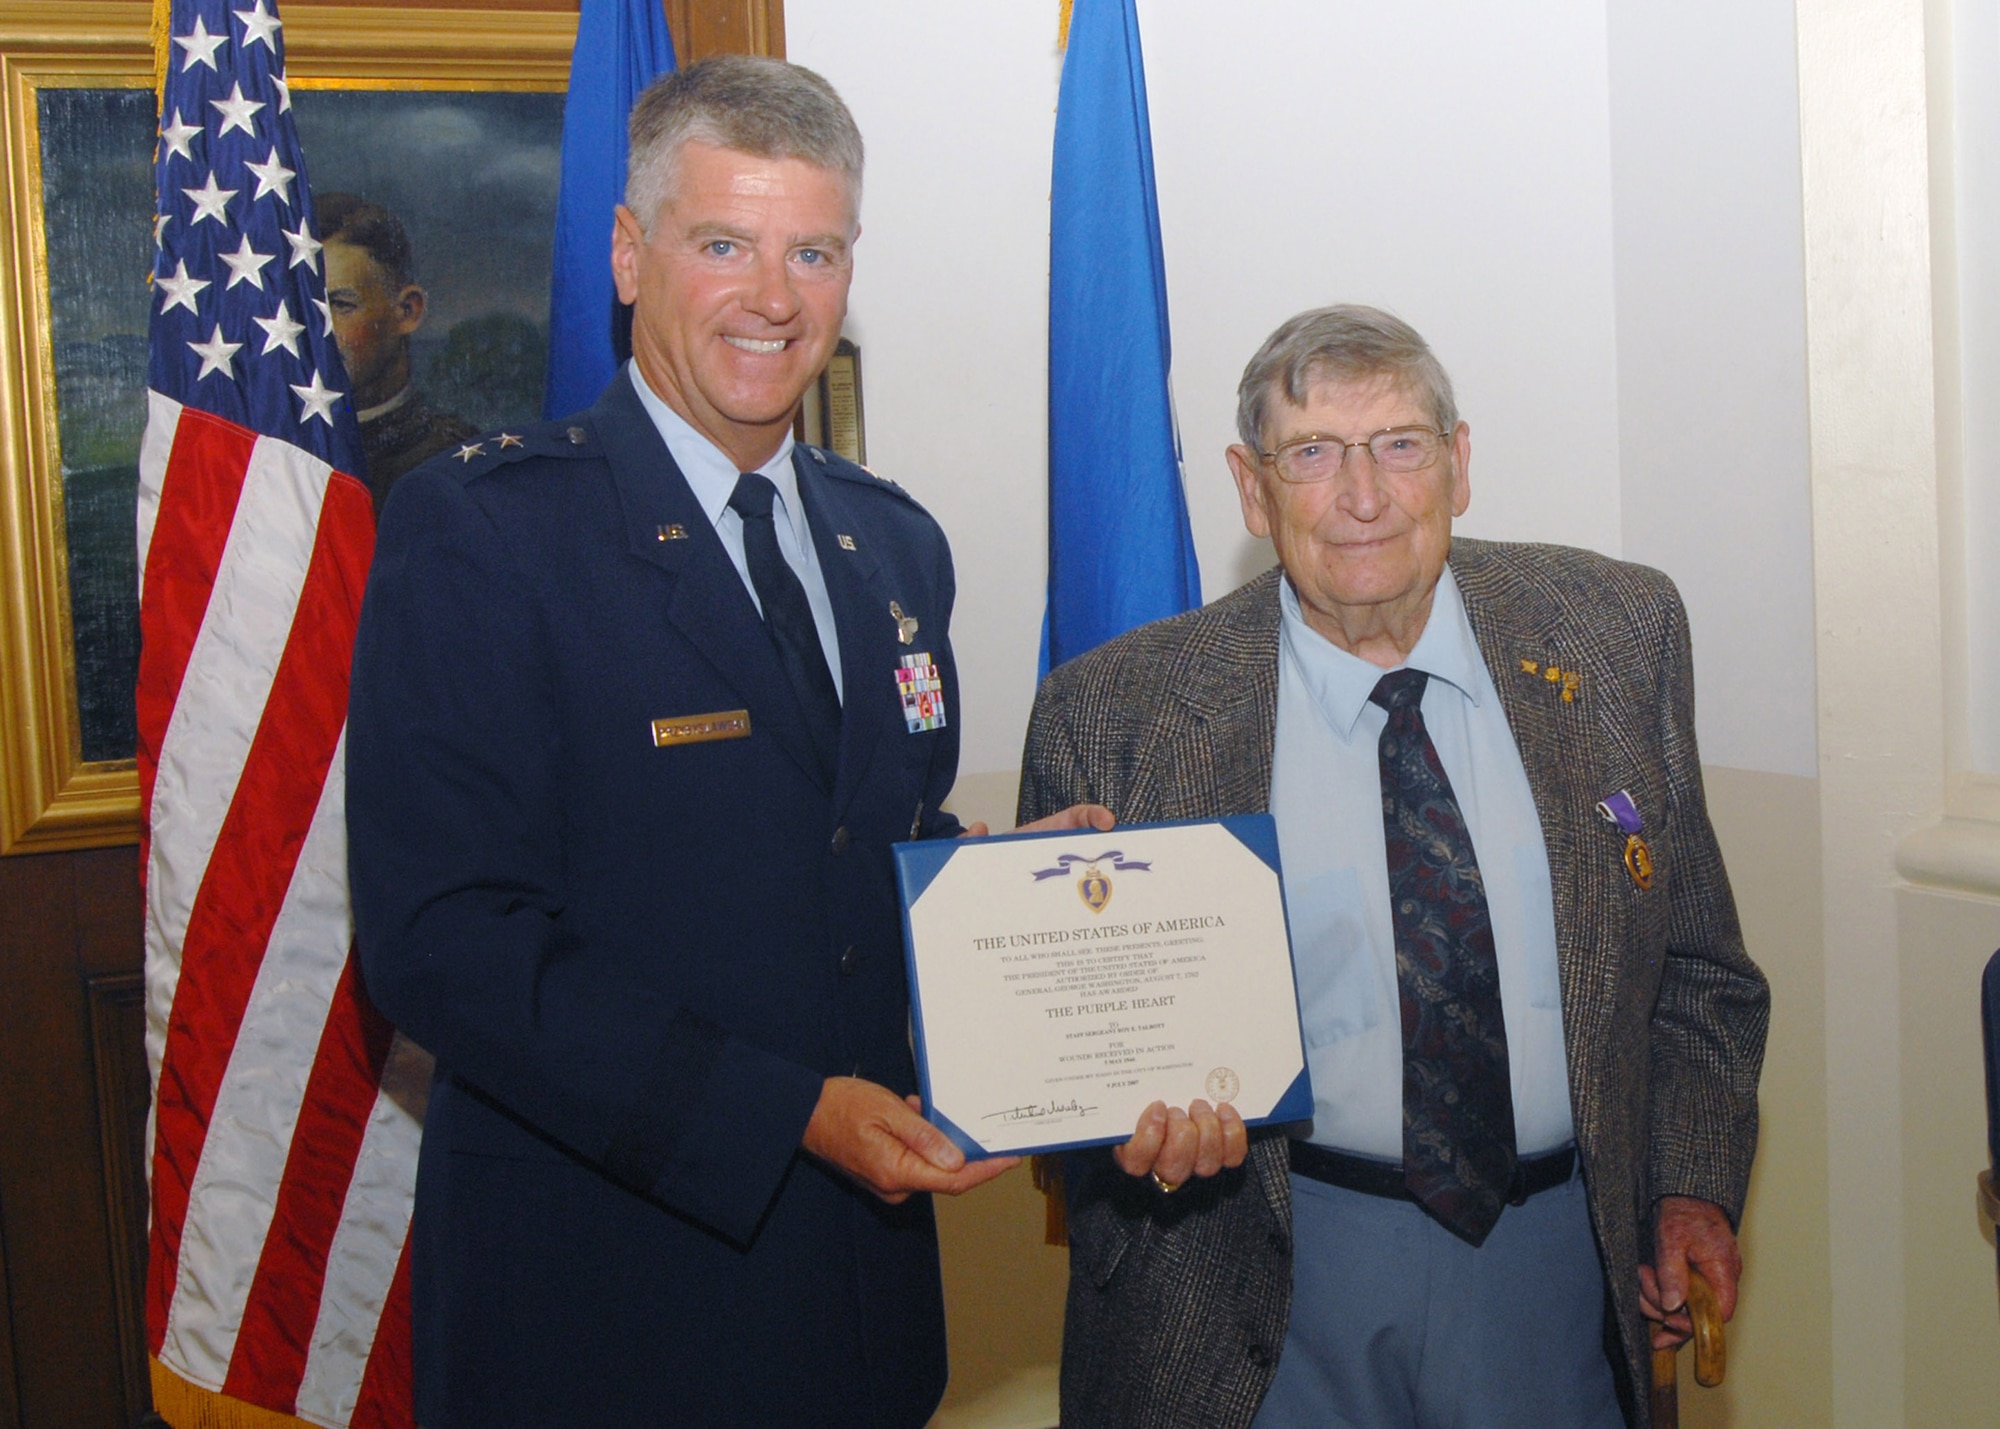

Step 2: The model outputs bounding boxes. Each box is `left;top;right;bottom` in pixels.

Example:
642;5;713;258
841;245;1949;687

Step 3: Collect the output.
1596;789;1654;890
896;650;946;732
1519;656;1581;703
890;601;920;645
837;533;857;550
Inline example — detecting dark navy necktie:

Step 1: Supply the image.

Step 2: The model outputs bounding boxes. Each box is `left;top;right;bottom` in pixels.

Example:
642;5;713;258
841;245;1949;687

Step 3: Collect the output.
1371;668;1518;1246
728;472;841;788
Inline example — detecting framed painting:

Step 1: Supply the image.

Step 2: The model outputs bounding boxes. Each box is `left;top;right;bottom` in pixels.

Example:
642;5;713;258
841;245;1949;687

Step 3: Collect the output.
0;4;576;854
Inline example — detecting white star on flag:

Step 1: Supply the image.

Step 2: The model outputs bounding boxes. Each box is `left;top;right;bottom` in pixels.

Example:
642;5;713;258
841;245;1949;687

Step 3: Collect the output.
174;16;226;72
290;369;343;425
254;300;307;357
189;324;243;380
183;173;236;226
161;110;203;163
220;235;276;291
272;73;292;113
312;295;334;335
157;259;211;315
246;147;296;206
211;82;266;139
154;213;172;249
235;0;282;49
283;220;322;271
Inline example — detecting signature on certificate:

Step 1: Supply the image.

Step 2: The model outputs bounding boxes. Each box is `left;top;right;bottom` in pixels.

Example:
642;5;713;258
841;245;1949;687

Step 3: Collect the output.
980;1098;1098;1123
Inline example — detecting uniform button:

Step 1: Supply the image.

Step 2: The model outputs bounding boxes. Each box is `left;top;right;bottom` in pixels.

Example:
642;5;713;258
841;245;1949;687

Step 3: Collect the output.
830;826;851;855
840;945;859;976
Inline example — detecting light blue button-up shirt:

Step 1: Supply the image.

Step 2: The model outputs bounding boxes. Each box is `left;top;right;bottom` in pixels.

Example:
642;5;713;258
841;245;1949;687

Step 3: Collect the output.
1271;564;1573;1160
627;362;844;702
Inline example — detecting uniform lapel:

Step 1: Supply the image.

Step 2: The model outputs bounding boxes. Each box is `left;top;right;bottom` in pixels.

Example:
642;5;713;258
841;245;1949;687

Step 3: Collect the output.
591;378;828;790
794;450;893;820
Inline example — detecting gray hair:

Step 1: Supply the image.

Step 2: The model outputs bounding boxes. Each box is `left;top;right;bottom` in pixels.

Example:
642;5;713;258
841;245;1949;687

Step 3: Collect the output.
1235;305;1458;449
625;56;864;232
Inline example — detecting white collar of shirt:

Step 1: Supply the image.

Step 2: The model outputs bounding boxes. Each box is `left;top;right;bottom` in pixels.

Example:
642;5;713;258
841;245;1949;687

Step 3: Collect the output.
1277;562;1486;739
626;361;804;543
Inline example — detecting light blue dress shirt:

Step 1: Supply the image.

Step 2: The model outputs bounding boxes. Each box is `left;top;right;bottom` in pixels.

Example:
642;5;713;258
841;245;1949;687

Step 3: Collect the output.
627;362;845;702
1271;565;1573;1160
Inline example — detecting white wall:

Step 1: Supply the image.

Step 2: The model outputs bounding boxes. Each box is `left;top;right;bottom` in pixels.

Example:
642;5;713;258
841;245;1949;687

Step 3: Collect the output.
1606;0;1817;778
789;0;1816;786
1952;0;2000;776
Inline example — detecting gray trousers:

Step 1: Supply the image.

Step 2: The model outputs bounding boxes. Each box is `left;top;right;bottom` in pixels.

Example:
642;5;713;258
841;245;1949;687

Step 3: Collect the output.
1251;1167;1624;1429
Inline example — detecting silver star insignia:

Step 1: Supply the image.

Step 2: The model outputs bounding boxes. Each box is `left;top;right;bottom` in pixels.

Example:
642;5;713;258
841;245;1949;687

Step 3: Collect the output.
497;433;524;448
188;325;242;381
182;173;236;228
174;17;226;72
156;259;210;316
160;110;202;163
456;443;487;462
219;235;275;291
254;300;306;357
291;370;343;425
210;82;266;139
245;147;296;207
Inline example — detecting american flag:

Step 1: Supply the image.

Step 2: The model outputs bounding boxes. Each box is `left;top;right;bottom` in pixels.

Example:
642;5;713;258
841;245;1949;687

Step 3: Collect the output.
138;1;422;1424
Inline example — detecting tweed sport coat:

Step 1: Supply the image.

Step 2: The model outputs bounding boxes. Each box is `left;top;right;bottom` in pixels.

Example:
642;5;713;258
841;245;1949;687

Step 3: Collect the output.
1016;538;1770;1429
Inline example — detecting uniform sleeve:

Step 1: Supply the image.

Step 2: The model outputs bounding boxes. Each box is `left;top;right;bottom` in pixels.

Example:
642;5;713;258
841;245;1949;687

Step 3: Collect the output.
1644;583;1771;1223
347;468;824;1244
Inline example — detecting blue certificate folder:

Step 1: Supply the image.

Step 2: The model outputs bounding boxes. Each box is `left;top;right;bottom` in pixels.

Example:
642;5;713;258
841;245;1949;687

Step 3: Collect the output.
893;814;1312;1160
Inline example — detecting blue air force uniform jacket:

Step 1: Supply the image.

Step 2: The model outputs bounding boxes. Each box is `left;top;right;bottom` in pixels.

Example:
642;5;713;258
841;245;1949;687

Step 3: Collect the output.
347;374;965;1427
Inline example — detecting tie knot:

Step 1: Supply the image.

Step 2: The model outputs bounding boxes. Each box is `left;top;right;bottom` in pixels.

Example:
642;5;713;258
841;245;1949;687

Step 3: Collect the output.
729;471;778;521
1369;667;1429;713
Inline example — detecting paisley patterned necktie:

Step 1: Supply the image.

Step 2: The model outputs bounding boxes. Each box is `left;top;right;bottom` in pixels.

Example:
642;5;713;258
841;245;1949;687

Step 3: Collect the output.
1370;668;1517;1246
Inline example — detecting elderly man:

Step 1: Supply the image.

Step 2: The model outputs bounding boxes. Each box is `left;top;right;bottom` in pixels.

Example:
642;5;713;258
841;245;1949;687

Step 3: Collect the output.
348;58;1088;1426
1019;306;1769;1427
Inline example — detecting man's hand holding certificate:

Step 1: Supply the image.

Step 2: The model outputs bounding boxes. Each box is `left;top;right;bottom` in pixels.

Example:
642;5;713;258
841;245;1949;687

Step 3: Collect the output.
895;816;1312;1160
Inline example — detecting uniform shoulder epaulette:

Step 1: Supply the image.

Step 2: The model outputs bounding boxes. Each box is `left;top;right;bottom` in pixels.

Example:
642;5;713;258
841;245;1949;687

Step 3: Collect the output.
803;444;924;507
444;420;601;482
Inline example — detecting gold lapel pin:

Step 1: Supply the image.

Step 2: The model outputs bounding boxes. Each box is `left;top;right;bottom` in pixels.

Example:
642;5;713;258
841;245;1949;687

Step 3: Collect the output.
656;524;687;542
1521;657;1581;703
890;601;919;645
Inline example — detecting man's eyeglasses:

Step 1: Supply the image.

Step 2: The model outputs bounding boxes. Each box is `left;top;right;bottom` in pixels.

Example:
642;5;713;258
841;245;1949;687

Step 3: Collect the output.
1258;425;1449;484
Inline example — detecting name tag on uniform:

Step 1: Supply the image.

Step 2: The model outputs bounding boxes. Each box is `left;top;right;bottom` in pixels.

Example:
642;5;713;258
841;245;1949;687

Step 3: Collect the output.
896;653;947;732
652;709;751;747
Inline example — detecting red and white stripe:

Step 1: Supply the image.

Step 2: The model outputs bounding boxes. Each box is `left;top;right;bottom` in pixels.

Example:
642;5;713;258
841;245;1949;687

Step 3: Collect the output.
138;393;422;1428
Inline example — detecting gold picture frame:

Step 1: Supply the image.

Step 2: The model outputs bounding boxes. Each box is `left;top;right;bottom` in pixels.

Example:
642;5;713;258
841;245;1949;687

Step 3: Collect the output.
0;3;576;854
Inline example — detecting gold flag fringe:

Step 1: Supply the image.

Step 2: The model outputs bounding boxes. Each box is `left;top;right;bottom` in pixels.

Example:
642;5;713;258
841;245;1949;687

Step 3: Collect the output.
1031;1154;1067;1246
151;1359;317;1429
1057;0;1073;53
151;0;171;112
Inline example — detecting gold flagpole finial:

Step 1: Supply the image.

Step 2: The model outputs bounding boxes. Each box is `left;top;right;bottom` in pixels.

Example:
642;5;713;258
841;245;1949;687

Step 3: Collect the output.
1058;0;1074;53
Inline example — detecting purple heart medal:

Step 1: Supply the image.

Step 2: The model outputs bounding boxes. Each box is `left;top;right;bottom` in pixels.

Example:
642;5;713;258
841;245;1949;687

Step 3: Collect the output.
1597;789;1654;890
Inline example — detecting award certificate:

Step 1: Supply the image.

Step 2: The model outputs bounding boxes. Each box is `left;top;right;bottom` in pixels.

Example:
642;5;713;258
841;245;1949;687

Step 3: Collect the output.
894;816;1311;1158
